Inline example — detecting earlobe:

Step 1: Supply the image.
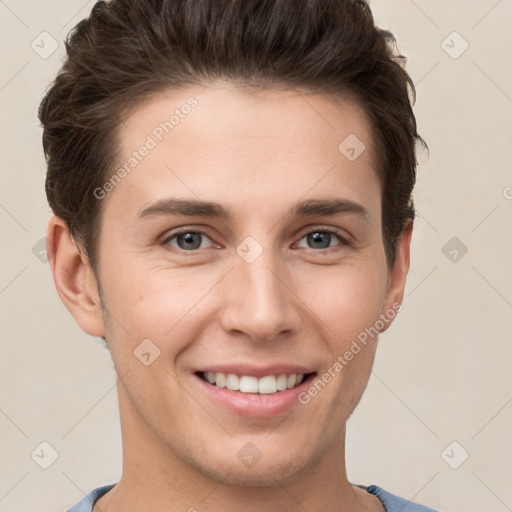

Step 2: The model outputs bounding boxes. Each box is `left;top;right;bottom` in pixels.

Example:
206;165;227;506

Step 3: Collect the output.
380;220;413;333
46;216;105;337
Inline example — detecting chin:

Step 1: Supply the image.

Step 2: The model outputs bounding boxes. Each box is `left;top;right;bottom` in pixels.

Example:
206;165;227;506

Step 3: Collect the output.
191;450;311;487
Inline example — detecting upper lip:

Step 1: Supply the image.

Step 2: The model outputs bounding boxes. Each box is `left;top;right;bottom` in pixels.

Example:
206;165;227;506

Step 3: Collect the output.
195;363;316;378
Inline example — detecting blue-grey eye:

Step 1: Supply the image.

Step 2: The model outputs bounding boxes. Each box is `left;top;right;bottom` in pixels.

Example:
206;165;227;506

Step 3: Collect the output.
165;231;213;251
296;230;342;250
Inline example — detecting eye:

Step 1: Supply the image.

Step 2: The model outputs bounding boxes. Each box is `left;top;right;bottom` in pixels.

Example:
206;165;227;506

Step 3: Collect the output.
162;230;215;251
295;228;347;251
161;227;348;253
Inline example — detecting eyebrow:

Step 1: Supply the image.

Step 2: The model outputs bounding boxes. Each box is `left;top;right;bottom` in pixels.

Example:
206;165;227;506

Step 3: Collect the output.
137;197;369;222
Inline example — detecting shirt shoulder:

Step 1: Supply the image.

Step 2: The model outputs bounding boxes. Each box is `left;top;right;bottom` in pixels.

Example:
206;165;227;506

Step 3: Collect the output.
68;482;439;512
365;484;439;512
67;484;116;512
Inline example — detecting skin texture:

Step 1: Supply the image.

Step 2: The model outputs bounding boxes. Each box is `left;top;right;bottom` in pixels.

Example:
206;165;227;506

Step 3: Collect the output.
48;82;412;512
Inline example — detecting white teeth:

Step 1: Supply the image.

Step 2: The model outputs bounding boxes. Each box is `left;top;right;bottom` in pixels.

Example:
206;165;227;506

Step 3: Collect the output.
226;373;239;391
215;372;226;388
240;375;259;393
202;372;308;394
276;374;288;390
258;375;277;394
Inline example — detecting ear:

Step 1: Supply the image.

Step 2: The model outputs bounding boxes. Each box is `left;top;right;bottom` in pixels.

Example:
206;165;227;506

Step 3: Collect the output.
46;216;105;337
380;220;413;333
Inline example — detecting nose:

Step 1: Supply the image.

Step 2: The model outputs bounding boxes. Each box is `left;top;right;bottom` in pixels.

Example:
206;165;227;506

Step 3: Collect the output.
218;249;301;343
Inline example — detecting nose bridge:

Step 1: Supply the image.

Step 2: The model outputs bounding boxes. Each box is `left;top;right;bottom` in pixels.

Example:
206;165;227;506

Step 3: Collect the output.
220;244;298;342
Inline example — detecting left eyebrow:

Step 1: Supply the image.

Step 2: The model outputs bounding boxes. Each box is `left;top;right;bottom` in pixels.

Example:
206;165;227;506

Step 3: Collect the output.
136;197;369;222
291;198;369;220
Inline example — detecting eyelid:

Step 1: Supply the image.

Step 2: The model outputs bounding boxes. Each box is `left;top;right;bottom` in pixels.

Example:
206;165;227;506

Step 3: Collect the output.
295;224;351;242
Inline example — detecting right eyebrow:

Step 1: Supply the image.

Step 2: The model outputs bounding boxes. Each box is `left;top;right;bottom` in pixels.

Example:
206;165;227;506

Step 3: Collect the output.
137;198;233;222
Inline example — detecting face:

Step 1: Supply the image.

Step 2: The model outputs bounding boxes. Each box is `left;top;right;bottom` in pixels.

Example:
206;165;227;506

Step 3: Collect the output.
59;82;410;487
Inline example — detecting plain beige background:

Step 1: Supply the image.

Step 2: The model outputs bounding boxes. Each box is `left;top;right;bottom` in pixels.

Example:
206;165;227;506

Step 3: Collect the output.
1;1;511;511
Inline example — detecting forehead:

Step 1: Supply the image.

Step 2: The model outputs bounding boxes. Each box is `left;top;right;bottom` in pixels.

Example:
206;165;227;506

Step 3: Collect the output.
120;82;376;158
108;83;381;221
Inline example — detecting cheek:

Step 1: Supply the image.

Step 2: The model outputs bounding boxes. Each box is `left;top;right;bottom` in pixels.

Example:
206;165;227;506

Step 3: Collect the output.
99;257;221;357
297;258;389;345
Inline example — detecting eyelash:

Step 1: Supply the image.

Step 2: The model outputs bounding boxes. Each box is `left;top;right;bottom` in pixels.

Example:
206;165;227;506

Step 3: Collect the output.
161;226;350;254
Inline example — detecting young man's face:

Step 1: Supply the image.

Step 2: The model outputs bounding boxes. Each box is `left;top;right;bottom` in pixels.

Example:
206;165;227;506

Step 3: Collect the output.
54;83;411;487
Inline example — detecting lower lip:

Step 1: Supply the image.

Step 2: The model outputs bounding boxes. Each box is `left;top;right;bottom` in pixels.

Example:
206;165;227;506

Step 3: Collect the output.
193;373;316;418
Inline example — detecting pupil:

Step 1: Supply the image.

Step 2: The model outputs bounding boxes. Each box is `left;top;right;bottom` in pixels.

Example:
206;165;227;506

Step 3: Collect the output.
178;232;201;250
308;232;331;249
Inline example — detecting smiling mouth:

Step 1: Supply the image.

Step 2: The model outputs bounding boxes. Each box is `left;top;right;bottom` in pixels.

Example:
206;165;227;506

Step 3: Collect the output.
196;371;317;395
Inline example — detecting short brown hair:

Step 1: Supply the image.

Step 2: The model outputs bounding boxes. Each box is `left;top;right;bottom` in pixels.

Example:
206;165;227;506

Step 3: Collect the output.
39;0;425;272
